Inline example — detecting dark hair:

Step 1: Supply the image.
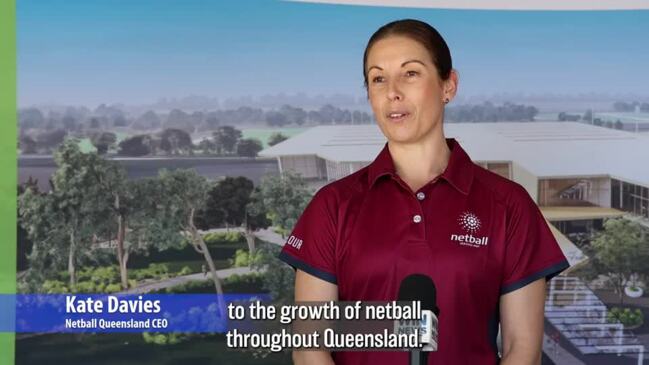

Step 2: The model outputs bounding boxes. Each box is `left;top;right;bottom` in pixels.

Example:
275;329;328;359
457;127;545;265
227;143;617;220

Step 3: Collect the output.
363;19;453;88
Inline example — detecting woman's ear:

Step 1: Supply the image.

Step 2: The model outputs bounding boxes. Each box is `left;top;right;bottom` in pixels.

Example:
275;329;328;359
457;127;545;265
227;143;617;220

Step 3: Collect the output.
443;69;459;101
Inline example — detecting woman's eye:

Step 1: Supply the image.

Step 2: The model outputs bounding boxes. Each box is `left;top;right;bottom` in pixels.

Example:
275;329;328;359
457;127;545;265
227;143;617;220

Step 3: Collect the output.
405;70;419;77
372;76;384;83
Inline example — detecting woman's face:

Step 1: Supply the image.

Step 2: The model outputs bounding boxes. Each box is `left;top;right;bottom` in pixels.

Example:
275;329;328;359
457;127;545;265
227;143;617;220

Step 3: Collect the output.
366;36;455;145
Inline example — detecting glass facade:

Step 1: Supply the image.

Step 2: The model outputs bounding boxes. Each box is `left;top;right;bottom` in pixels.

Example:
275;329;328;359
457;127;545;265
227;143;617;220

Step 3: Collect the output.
538;178;610;207
611;179;649;219
553;219;604;236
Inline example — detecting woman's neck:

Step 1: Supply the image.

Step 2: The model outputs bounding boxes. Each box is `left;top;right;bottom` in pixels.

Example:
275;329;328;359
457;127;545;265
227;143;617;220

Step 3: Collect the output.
388;132;451;193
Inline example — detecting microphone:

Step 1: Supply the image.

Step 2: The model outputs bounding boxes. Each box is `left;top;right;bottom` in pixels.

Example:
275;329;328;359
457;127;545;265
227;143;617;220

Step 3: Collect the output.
396;274;439;365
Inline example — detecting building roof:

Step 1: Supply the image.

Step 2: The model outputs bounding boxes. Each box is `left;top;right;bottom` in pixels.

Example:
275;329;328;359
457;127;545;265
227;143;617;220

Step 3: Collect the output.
259;122;649;187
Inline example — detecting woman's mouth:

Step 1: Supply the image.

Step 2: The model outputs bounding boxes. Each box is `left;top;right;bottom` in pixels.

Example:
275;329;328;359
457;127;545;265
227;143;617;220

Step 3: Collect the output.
387;112;410;122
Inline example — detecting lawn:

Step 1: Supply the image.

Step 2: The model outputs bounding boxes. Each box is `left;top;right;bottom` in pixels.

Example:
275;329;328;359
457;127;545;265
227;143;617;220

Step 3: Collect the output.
240;127;307;148
76;131;130;153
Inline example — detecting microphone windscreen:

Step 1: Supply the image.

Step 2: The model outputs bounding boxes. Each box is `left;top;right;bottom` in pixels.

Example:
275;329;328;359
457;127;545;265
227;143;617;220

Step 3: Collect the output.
397;273;439;316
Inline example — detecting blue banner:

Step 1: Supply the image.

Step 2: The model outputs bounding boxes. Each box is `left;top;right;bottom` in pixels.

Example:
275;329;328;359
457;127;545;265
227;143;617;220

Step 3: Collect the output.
1;294;270;333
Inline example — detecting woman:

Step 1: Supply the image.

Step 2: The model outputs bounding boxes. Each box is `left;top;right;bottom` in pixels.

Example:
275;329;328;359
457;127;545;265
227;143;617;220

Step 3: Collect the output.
279;19;569;365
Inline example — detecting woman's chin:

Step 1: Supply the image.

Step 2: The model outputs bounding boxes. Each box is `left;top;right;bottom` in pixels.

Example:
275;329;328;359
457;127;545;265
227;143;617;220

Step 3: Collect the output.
385;131;419;144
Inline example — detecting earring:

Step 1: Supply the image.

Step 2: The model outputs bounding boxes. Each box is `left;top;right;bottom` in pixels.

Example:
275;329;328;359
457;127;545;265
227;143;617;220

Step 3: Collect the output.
444;98;450;104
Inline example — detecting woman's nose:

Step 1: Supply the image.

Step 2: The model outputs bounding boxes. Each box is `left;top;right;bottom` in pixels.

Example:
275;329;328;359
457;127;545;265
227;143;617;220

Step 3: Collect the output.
387;80;403;101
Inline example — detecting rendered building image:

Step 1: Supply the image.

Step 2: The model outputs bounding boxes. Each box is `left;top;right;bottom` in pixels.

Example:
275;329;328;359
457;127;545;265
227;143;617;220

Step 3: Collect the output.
261;121;649;364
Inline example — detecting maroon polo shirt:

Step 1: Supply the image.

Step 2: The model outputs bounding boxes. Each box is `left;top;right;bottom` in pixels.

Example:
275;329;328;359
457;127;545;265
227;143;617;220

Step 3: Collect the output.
279;138;570;365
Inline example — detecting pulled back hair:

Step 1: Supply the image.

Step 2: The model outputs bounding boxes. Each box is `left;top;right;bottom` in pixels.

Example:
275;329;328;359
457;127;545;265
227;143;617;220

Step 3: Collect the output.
363;19;453;88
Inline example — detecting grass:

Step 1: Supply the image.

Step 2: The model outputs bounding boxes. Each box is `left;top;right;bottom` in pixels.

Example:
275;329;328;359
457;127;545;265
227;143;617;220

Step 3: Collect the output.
75;131;130;153
240;127;307;148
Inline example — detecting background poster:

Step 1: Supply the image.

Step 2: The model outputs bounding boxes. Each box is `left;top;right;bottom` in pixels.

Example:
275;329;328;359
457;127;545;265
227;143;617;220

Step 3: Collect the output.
6;0;649;364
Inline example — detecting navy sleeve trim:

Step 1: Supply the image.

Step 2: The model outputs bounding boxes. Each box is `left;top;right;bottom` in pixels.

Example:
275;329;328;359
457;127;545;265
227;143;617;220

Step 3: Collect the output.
278;251;337;285
500;259;570;295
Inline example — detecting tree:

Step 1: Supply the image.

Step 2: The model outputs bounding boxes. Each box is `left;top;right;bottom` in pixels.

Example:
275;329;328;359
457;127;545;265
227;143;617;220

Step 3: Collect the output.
236;138;263;157
19;140;105;287
62;115;78;131
132;110;161;130
91;132;117;155
589;218;649;304
113;115;129;127
156;169;225;296
197;138;215;154
212;126;242;155
163;109;195;133
196;177;270;255
352;110;362;125
19;187;67;290
118;135;151;156
251;243;294;304
160;128;193;155
35;129;67;153
19;107;45;129
265;111;288;127
250;171;312;238
19;135;37;154
268;132;288;146
279;105;306;125
17;179;40;271
87;159;157;290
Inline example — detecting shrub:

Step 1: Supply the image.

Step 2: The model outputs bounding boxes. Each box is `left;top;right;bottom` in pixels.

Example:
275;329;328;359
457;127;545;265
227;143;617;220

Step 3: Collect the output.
203;231;243;245
41;280;69;294
229;249;262;268
152;273;266;294
133;263;170;281
607;307;644;328
74;281;96;293
159;281;213;294
142;332;188;345
223;273;264;292
105;283;122;293
178;266;192;276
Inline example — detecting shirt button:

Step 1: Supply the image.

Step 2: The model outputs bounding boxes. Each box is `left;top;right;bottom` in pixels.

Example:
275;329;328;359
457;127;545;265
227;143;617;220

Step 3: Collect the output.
416;192;425;200
413;215;422;223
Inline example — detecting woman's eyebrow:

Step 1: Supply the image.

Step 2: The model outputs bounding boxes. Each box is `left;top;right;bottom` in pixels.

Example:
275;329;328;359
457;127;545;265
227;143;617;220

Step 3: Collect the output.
368;59;426;72
401;59;426;67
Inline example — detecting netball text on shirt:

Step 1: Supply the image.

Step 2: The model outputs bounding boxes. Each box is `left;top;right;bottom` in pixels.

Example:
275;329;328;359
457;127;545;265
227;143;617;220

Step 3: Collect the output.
450;211;489;248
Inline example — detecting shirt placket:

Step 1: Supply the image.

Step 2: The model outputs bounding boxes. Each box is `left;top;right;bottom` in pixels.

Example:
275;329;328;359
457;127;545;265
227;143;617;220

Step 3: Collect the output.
390;175;437;241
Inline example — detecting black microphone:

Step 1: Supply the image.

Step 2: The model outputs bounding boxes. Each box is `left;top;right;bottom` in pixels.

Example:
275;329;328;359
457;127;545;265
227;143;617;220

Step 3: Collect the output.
397;274;439;365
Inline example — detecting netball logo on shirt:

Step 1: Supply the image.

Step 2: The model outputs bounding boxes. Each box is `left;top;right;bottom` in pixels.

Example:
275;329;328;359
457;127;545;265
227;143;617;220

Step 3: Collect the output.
451;211;489;248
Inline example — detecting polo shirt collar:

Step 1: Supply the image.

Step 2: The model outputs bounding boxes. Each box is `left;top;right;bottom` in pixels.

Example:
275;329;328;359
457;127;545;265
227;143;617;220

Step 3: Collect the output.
367;138;474;195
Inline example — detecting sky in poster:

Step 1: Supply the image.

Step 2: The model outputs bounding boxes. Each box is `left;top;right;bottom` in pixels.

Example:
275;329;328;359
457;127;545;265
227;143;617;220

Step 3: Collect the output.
17;0;649;106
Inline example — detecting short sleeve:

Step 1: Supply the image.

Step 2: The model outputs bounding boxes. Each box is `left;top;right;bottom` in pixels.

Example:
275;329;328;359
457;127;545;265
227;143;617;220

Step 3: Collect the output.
500;185;570;295
278;186;338;284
